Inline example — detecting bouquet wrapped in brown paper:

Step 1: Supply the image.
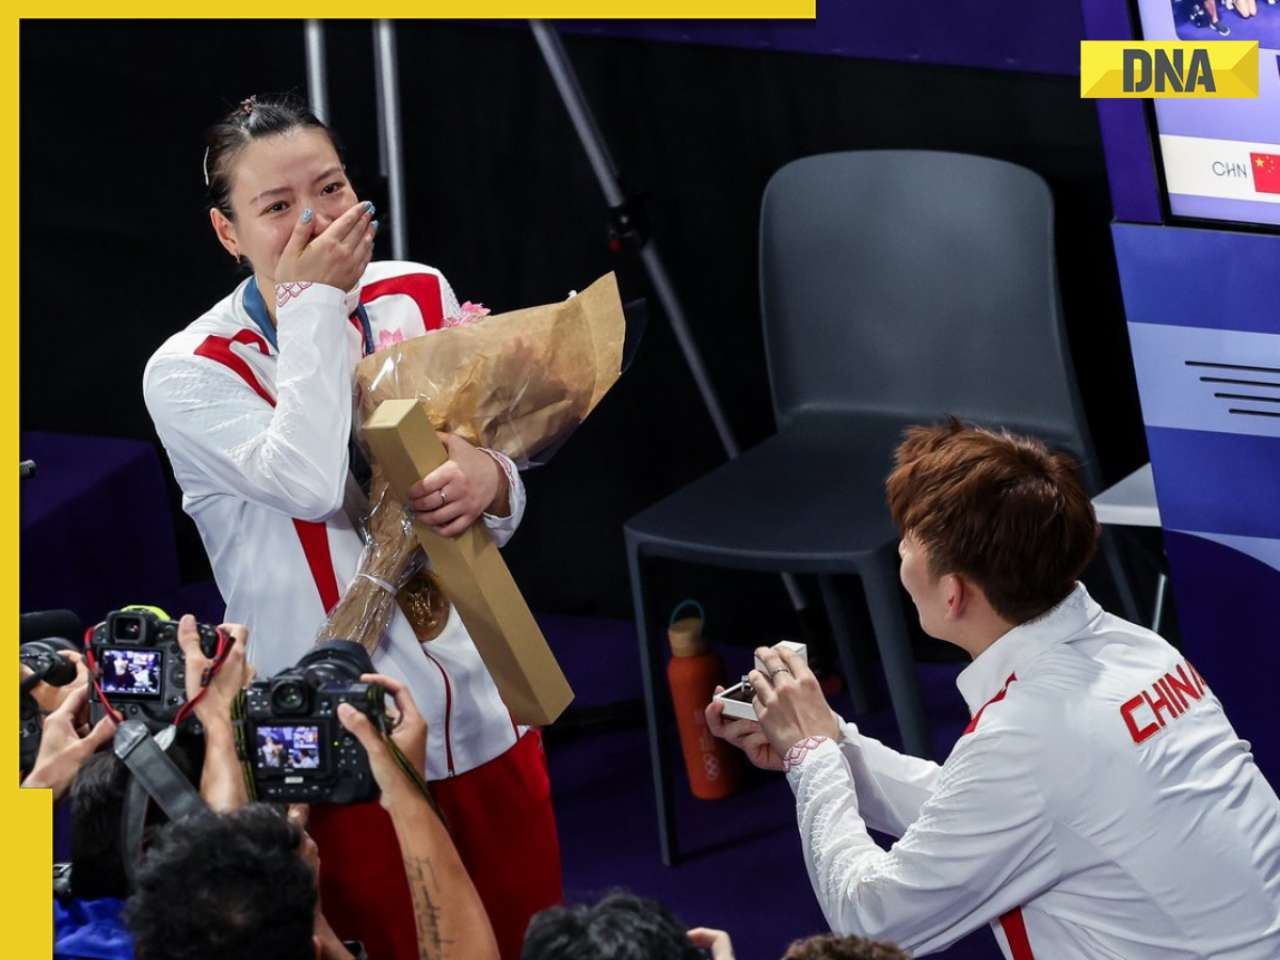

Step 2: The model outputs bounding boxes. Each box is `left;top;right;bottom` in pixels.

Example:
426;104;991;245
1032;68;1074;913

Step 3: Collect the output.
317;273;625;654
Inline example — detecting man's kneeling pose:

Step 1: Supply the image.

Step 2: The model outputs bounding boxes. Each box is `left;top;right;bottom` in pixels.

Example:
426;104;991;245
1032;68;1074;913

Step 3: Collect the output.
710;420;1280;958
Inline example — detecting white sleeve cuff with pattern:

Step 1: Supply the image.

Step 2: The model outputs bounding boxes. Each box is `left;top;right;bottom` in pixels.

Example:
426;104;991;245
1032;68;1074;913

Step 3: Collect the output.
479;447;525;547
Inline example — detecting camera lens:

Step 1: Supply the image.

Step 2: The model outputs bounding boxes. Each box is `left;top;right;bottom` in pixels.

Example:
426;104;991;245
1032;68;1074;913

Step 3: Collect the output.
295;641;375;684
20;651;53;672
270;679;309;715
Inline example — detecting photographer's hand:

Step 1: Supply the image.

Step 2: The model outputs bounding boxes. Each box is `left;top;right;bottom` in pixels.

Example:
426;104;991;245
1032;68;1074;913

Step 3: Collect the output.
178;617;252;729
748;645;841;759
337;682;424;811
25;651;89;717
360;672;427;782
705;693;785;772
338;692;499;959
178;616;253;811
688;928;736;960
20;684;116;799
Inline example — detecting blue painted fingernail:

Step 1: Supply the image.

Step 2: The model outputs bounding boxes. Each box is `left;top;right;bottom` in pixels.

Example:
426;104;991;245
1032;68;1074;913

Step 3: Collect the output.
301;208;313;223
371;219;380;235
364;201;375;215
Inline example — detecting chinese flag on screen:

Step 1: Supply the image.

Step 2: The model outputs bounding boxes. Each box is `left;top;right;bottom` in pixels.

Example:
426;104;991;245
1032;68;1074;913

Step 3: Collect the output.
1251;152;1280;195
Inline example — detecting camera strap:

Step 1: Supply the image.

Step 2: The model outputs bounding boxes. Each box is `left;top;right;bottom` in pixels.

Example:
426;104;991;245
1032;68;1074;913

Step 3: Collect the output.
385;734;441;814
53;862;73;901
114;721;208;889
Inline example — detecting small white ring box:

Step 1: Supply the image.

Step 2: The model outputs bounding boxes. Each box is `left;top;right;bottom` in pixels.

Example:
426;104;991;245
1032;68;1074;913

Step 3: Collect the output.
712;641;808;722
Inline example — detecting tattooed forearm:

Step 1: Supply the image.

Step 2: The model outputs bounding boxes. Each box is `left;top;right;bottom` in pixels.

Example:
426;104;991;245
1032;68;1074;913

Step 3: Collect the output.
389;798;497;960
405;855;452;960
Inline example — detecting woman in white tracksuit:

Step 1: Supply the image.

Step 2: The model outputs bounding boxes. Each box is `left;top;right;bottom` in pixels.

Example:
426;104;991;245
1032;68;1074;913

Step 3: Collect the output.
143;95;560;960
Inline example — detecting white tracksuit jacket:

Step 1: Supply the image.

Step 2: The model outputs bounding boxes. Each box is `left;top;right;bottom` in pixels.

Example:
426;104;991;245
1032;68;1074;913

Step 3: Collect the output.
787;584;1280;958
143;262;527;780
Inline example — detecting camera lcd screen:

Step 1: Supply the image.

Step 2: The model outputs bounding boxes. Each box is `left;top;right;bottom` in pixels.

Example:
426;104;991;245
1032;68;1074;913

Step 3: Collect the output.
256;724;324;772
98;647;163;699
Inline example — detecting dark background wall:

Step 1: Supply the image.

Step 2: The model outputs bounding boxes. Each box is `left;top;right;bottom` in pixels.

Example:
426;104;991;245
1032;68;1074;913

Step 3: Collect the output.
20;21;1147;638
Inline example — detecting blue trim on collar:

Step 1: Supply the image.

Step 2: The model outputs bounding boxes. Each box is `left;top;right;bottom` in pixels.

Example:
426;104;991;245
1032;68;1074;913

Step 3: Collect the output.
242;279;375;357
355;304;373;356
242;278;277;351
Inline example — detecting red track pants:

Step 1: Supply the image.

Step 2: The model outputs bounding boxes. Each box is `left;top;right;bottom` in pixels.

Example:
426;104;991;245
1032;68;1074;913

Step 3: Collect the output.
309;730;563;960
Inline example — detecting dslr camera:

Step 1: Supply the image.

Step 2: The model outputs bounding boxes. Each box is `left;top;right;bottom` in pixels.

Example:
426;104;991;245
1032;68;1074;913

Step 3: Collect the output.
235;640;387;805
88;609;221;730
20;634;81;775
20;635;80;688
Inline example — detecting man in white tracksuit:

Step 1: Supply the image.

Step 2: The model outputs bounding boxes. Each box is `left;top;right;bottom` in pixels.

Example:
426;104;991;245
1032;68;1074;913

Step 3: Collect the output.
709;420;1280;958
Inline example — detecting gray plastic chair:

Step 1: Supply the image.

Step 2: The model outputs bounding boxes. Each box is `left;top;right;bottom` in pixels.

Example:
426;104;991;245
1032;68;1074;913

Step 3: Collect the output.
625;150;1140;865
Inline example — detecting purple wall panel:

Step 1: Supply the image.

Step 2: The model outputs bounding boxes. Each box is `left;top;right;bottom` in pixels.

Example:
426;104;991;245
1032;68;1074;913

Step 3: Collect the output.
1113;223;1280;783
1094;101;1163;225
1080;0;1163;223
557;0;1163;225
1163;531;1280;782
1114;223;1280;334
559;0;1084;76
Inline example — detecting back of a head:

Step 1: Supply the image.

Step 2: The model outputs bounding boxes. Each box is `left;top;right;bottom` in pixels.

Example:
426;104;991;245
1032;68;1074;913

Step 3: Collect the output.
68;752;133;900
522;892;704;960
784;933;911;960
885;417;1099;625
124;804;316;960
69;735;202;901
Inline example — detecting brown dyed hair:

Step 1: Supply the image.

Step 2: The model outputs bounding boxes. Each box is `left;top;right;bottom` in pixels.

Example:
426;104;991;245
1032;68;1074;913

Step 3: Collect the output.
783;934;911;960
885;417;1099;625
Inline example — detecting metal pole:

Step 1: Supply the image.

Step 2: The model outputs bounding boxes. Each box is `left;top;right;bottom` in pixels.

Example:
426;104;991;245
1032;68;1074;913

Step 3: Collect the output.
530;22;626;210
529;20;808;613
371;27;389;178
1151;571;1168;633
304;21;329;124
374;20;409;260
530;19;738;459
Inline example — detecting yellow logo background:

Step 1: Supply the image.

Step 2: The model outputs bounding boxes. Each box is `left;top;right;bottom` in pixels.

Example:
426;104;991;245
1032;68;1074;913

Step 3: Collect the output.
1080;41;1259;99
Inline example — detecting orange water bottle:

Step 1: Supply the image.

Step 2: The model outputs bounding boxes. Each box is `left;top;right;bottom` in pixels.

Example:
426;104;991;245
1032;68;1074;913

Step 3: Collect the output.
666;600;742;800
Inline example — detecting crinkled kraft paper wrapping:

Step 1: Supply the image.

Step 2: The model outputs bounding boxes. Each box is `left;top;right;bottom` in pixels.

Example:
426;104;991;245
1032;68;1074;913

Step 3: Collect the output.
360;271;624;461
317;273;625;654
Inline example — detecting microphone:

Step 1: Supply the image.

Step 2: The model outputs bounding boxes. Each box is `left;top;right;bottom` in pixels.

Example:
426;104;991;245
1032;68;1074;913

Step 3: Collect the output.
19;460;36;479
20;609;84;647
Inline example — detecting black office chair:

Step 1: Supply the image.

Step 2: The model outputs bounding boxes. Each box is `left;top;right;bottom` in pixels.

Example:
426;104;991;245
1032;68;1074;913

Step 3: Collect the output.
625;150;1140;865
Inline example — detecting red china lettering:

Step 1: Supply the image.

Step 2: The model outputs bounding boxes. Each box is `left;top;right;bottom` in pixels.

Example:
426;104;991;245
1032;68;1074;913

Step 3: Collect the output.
1121;694;1160;744
1165;665;1200;708
1121;660;1210;744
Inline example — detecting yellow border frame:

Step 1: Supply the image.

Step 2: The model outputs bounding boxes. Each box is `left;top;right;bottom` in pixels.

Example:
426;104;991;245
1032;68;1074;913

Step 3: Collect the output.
9;12;815;955
11;18;54;956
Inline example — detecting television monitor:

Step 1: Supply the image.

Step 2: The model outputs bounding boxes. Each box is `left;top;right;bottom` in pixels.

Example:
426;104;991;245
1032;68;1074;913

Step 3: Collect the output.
1134;0;1280;227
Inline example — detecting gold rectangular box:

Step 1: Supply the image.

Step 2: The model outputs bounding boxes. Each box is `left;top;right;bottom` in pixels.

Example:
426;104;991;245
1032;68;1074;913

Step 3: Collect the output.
363;399;574;726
